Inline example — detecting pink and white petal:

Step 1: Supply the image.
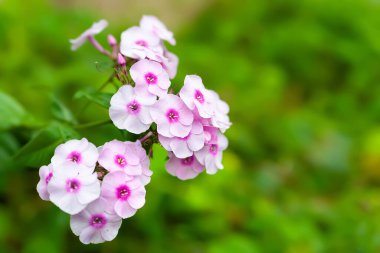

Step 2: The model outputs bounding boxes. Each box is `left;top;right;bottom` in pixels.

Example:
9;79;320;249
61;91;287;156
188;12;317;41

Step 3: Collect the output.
218;133;229;151
101;220;122;241
157;121;173;137
127;188;146;209
170;123;191;138
137;106;154;125
187;133;205;152
170;139;192;159
37;181;49;201
114;201;137;218
176;166;199;180
194;147;208;165
178;106;194;126
148;84;167;97
157;134;172;151
77;182;101;205
79;227;102;244
70;211;90;236
56;193;85;215
123;115;150;134
157;72;171;89
124;164;142;176
109;109;129;130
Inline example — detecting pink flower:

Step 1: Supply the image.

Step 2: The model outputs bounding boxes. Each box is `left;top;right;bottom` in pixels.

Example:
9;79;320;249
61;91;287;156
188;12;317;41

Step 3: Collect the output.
101;171;146;218
130;59;171;97
129;141;153;186
195;132;228;175
51;138;98;170
109;85;156;134
120;26;163;60
70;198;122;244
150;94;194;138
179;75;215;119
203;126;219;144
156;50;179;79
36;164;53;201
209;90;232;132
140;15;176;45
158;121;204;158
98;140;143;176
47;162;100;215
166;153;204;180
70;20;108;51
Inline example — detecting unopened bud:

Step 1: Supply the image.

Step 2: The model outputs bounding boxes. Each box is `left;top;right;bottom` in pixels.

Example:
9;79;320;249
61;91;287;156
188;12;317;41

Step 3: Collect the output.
117;53;126;66
107;34;117;47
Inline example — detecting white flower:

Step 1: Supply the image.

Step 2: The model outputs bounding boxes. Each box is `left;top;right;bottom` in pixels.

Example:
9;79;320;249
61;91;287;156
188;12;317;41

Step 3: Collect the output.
195;131;228;174
51;138;98;171
47;161;100;215
120;26;163;60
109;85;156;134
70;20;108;50
180;75;215;119
70;198;122;244
36;164;54;201
140;15;176;45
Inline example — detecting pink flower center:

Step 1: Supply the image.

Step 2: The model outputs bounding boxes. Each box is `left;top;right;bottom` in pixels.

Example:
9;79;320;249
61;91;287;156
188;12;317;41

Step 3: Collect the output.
181;156;194;166
145;72;157;85
67;151;81;163
115;184;131;201
89;214;107;229
126;100;140;114
166;109;179;123
135;40;148;47
209;144;218;156
194;90;205;104
114;154;127;168
65;179;81;193
45;172;53;184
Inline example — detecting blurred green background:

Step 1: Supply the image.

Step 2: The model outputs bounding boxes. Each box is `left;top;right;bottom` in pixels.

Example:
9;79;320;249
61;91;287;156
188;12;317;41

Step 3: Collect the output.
1;0;380;252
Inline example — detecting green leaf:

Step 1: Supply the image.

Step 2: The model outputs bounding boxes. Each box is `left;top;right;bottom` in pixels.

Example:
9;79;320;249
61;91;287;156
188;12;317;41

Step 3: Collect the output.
74;88;113;109
51;95;77;124
11;122;80;169
0;91;27;130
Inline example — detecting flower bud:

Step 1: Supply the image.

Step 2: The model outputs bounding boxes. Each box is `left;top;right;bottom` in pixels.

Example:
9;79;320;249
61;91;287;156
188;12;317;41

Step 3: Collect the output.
107;34;117;47
117;53;126;66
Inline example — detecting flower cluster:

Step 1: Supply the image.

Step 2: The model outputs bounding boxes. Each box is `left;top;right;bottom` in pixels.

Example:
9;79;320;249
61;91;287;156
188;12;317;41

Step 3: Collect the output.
37;138;151;244
37;15;231;244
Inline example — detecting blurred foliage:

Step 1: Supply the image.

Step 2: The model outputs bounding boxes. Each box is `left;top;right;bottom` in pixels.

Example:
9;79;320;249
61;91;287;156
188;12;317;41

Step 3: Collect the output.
1;0;380;252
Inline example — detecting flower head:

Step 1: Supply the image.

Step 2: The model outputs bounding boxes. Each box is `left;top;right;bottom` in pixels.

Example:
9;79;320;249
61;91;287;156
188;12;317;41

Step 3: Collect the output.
209;90;232;132
161;51;179;79
166;153;204;180
36;164;54;201
120;26;163;60
51;138;98;171
150;94;194;138
130;59;171;97
109;85;156;134
195;132;228;174
47;162;100;215
98;140;143;176
101;171;146;218
159;121;204;158
70;20;108;51
129;141;153;186
140;15;176;45
70;198;122;244
180;75;215;119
